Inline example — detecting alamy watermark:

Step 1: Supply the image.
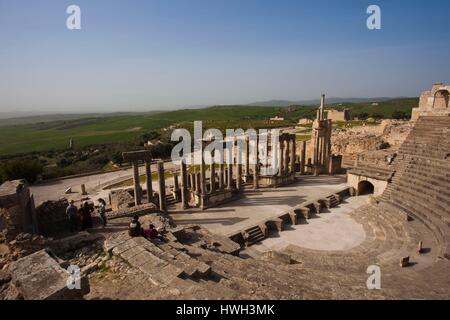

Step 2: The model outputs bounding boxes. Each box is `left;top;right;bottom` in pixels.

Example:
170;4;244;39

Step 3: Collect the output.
367;5;381;30
170;121;281;175
366;265;381;290
66;5;81;30
66;264;81;290
66;4;381;31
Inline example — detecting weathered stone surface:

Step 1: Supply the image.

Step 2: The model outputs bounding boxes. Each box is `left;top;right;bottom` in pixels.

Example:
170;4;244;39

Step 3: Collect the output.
262;250;294;265
8;250;89;300
0;270;11;285
109;189;135;211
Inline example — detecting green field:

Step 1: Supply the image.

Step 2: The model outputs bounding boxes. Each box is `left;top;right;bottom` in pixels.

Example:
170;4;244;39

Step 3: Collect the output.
0;98;418;157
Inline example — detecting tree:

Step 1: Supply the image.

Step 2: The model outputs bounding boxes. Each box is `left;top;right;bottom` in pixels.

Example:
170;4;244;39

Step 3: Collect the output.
392;111;408;120
371;113;384;120
358;112;369;120
0;159;43;183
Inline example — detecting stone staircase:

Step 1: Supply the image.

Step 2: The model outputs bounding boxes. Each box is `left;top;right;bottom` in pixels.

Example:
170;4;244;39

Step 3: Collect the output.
323;194;340;209
244;225;266;246
105;233;211;286
165;193;178;208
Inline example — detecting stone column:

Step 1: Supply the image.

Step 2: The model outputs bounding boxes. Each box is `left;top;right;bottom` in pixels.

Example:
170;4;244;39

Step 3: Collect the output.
224;169;228;187
219;163;225;190
196;172;201;194
200;152;207;209
180;162;188;209
290;138;296;175
145;161;153;203
253;135;259;189
132;161;142;206
187;173;192;189
245;136;251;180
157;161;166;212
192;168;197;192
173;173;180;200
226;143;233;190
279;139;284;177
210;151;216;193
313;130;320;165
236;164;243;191
300;141;306;175
253;164;259;189
284;140;289;177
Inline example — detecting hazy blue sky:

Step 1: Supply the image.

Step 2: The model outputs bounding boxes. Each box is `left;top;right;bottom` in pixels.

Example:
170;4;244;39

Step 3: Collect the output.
1;0;450;113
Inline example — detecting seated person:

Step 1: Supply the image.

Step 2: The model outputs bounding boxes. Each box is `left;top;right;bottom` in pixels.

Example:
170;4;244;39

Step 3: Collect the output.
144;224;163;241
128;215;143;237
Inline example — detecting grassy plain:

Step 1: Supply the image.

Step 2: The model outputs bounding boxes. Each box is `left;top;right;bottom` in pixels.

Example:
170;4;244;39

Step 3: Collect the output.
0;98;417;156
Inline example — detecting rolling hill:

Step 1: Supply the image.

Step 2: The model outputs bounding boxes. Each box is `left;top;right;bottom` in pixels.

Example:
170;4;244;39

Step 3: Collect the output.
0;98;418;157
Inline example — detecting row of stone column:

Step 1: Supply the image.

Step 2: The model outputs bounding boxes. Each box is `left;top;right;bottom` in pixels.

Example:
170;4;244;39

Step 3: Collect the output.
278;136;296;177
129;160;166;212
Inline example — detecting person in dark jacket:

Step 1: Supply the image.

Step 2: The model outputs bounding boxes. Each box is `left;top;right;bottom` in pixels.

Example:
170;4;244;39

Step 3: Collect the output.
79;202;93;230
66;200;79;232
128;215;143;237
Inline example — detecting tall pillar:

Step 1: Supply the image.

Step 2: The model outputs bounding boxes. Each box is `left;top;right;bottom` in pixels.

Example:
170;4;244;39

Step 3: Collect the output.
145;161;153;203
180;162;188;209
245;136;251;180
300;141;306;175
195;172;201;193
253;164;259;189
236;164;243;191
219;163;225;190
189;173;194;190
284;140;289;177
227;142;233;190
290;138;296;175
200;154;207;209
193;169;198;192
157;161;166;212
253;135;259;189
279;139;284;177
132;161;142;206
173;173;180;200
187;173;192;189
210;151;216;193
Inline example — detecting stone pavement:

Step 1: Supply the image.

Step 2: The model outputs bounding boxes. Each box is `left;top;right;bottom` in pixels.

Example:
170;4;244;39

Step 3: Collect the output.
251;195;368;253
170;175;348;237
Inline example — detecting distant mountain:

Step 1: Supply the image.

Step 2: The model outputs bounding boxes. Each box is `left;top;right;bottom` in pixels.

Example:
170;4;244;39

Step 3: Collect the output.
247;97;398;107
0;111;163;127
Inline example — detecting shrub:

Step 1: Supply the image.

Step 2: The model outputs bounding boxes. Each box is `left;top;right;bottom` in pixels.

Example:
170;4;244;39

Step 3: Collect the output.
0;159;43;183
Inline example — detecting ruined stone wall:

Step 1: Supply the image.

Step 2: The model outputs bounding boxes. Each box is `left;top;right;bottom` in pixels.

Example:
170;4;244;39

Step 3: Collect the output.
331;120;411;162
35;199;70;237
327;109;350;122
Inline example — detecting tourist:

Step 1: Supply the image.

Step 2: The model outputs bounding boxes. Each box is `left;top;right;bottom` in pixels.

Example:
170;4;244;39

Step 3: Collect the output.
97;198;107;228
128;215;143;237
66;200;79;232
79;201;93;230
144;224;163;241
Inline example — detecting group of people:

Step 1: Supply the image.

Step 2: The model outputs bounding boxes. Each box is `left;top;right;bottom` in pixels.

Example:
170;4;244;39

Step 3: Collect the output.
66;200;163;241
66;198;107;232
128;215;163;241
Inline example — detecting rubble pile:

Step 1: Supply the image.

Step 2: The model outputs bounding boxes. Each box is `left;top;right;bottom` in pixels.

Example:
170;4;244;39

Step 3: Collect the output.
59;239;107;275
1;233;50;266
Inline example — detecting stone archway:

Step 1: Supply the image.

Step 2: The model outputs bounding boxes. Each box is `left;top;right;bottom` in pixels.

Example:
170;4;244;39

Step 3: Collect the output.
357;180;375;196
433;89;450;109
